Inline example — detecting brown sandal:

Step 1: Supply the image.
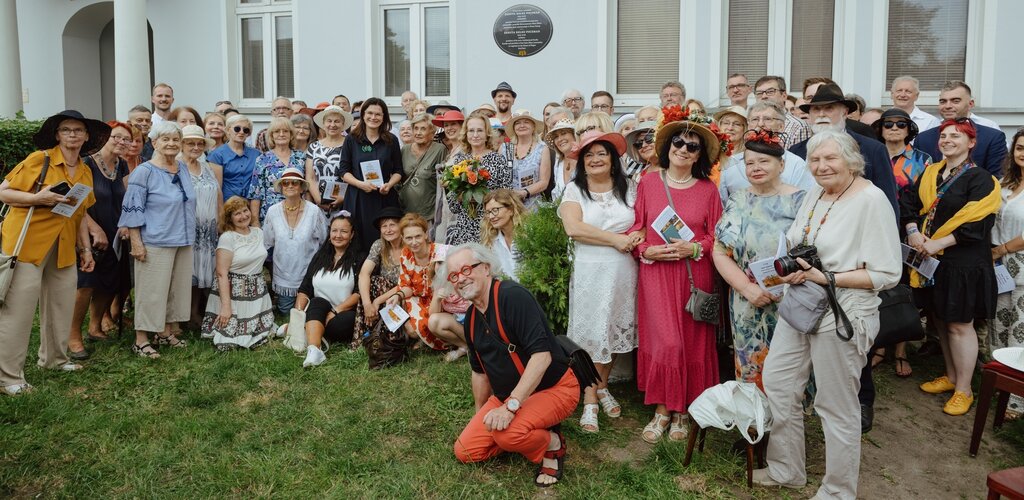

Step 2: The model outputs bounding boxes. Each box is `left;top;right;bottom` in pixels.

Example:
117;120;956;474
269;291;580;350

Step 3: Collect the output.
894;357;912;378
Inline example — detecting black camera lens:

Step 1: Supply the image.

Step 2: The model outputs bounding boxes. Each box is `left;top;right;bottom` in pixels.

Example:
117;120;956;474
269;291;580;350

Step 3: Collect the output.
774;256;800;277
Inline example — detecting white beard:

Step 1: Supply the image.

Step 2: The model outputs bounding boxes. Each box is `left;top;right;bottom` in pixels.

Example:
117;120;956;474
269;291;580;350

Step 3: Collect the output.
811;120;843;134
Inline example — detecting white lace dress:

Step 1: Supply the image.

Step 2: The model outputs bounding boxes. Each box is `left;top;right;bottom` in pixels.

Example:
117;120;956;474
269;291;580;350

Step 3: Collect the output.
559;181;639;363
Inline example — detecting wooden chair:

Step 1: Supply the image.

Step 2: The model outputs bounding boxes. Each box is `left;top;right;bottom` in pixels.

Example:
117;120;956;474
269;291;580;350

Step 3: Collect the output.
970;361;1024;457
987;466;1024;500
682;420;768;487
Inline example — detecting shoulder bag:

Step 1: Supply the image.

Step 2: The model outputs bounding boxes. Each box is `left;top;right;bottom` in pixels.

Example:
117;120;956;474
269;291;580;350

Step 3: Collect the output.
872;284;924;348
659;172;720;324
468;280;600;389
0;152;50;306
778;271;855;341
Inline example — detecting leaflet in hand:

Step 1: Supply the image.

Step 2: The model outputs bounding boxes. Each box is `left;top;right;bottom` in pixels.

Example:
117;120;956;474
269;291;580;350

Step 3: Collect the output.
651;205;694;243
748;234;788;295
995;263;1015;294
515;166;538;191
51;183;92;217
901;244;939;280
381;303;410;332
361;160;384;187
323;180;344;202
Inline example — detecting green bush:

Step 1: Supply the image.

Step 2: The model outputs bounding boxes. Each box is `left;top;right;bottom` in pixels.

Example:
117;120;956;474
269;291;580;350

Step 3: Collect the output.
0;113;43;178
515;200;573;335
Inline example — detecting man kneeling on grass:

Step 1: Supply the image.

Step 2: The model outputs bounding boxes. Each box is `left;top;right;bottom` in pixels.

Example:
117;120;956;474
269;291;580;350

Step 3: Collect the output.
448;243;579;487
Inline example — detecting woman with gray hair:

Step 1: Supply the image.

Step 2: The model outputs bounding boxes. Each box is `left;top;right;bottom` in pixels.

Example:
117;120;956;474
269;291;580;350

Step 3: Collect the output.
755;129;901;498
289;113;315;154
207;114;259;200
119;121;198;358
248;117;304;226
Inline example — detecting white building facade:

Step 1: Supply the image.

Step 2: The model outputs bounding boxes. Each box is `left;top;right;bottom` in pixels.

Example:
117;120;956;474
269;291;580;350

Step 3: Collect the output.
6;0;1024;135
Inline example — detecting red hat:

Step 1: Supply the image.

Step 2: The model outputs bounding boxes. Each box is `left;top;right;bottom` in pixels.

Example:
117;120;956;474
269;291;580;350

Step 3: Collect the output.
432;110;466;127
315;101;330;110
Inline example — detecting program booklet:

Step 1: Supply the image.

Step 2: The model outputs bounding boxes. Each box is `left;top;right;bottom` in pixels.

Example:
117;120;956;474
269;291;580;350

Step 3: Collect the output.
651;205;695;243
514;165;538;191
361;160;384;187
381;303;410;333
51;183;92;218
995;262;1015;294
747;233;788;295
323;180;344;203
901;243;940;280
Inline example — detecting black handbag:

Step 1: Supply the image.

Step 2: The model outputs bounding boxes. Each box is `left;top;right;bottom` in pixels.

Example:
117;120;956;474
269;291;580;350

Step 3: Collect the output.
555;335;601;390
872;284;924;348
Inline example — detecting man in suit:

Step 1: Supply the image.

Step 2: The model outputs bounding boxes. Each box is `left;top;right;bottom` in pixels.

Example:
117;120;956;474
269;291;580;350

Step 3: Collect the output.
914;81;1007;176
789;83;900;434
789;83;899;217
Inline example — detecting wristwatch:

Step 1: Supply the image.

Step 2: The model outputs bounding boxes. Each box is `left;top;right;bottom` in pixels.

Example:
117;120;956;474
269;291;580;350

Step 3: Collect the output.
505;397;521;414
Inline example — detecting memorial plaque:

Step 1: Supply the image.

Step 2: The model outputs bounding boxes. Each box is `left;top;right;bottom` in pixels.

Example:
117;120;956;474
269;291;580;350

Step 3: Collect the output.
492;4;553;57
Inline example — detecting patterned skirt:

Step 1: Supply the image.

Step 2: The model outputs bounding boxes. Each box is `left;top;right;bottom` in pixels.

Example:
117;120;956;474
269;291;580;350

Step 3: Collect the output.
201;272;275;350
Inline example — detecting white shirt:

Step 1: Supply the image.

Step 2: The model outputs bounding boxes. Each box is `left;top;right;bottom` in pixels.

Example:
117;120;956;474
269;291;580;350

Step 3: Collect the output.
909;106;941;133
311;269;356;306
151;112;166;128
490;233;518;280
719;150;816;203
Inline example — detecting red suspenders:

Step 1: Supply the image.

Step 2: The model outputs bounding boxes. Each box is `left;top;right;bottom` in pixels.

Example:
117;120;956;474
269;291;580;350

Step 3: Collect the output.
468;280;525;376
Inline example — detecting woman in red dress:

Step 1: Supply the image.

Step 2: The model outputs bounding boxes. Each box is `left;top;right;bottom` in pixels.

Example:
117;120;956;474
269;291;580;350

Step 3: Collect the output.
628;110;723;444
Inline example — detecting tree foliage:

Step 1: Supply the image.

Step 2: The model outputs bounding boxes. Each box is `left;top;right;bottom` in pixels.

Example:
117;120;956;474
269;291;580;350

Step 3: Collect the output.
514;201;573;335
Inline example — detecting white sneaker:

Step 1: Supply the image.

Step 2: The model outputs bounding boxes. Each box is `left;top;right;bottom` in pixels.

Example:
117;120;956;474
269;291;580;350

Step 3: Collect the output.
2;383;34;395
276;324;287;338
302;346;326;368
444;347;467;362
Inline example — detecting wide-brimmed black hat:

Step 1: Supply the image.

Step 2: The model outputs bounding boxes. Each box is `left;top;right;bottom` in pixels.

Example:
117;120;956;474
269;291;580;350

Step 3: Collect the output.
33;110;111;155
798;83;858;114
871;108;919;145
373;206;405;228
490;81;517;99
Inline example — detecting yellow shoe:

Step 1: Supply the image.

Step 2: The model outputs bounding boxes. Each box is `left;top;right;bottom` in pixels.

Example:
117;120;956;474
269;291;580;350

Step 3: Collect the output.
943;391;974;416
920;375;955;394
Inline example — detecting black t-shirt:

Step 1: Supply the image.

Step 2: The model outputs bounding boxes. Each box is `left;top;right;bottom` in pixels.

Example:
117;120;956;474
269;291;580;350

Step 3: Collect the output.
465;279;569;400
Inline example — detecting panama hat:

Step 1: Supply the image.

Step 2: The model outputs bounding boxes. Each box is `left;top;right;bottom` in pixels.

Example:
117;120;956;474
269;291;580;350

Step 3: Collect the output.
545;118;576;142
273;167;309;192
313;105;354;131
180;124;215;150
505;109;543;131
713;105;748;126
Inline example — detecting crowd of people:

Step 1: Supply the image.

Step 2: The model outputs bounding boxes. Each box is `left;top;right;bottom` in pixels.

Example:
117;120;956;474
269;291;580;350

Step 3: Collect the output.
0;73;1020;495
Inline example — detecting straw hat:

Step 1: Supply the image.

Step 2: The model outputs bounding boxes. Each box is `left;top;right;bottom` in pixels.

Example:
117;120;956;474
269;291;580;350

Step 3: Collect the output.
655;120;722;164
273;167;309;192
180;124;214;150
545;118;576;142
505;109;543;131
313;105;353;130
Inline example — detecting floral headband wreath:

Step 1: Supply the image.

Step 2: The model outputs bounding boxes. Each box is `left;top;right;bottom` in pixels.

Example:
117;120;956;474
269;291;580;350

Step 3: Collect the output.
656;105;735;158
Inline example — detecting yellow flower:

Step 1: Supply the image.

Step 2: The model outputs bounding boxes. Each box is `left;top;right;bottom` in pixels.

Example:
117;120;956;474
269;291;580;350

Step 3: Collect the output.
452;164;467;177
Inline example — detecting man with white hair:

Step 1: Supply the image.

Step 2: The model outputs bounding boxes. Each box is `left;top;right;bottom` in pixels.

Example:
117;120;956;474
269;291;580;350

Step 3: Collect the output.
561;89;585;119
789;83;898;216
889;76;941;133
447;243;579;487
400;91;418;116
255;96;293;152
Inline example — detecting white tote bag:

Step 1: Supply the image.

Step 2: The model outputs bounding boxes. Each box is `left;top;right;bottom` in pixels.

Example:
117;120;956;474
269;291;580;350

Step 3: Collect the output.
687;381;773;444
283;307;307;353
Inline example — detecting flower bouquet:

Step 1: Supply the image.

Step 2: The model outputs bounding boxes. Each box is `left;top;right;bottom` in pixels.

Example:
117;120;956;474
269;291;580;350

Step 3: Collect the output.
441;157;492;218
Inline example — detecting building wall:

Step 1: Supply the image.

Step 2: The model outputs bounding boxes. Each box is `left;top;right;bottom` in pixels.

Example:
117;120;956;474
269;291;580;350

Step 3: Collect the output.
12;0;1024;136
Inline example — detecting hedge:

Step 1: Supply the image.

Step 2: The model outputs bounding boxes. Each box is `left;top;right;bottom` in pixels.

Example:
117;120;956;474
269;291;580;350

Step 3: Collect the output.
515;200;573;335
0;113;43;179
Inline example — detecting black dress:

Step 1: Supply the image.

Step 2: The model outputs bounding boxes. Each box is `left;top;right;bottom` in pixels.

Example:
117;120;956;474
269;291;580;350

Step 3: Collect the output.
900;164;998;322
339;132;403;247
78;155;130;293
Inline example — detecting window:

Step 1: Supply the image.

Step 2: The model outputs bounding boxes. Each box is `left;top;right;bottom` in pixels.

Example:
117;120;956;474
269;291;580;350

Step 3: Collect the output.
723;1;835;94
886;0;967;91
790;0;834;92
615;0;680;94
236;1;294;102
726;0;768;80
381;3;450;99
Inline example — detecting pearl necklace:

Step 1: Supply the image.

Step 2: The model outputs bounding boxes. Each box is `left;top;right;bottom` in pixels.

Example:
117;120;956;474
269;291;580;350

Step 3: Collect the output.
665;171;694;184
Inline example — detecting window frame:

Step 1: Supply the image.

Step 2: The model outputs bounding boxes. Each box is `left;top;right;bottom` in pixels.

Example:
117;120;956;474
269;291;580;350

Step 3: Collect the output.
879;0;982;108
373;0;453;109
234;0;296;109
607;0;684;106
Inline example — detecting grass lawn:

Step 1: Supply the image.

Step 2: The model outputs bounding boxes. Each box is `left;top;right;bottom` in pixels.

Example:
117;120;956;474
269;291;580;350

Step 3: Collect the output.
2;325;1023;499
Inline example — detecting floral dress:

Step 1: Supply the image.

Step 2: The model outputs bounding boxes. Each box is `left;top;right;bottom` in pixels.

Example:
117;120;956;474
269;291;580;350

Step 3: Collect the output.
398;243;445;350
190;160;220;288
356;239;402;335
714;189;805;389
502;141;547;211
248;149;305;224
444;151;514;245
991;186;1024;414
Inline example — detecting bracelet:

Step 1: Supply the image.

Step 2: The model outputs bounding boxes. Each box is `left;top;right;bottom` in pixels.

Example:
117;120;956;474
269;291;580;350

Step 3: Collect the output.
906;225;919;235
396;290;406;300
691;243;700;260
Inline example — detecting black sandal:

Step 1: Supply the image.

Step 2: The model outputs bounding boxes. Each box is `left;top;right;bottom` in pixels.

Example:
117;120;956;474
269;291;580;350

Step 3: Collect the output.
131;343;160;359
870;350;885;368
535;428;566;488
155;334;187;348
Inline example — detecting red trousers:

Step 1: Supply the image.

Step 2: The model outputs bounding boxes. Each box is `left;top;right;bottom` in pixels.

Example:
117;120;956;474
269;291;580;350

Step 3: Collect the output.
454;369;579;464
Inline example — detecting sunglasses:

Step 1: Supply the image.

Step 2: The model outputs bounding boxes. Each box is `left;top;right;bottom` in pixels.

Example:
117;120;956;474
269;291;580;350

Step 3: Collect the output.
233;126;251;134
632;132;655;149
447;262;484;283
882;121;909;129
670;136;702;153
